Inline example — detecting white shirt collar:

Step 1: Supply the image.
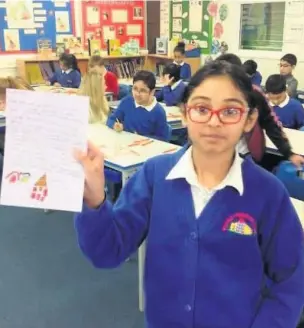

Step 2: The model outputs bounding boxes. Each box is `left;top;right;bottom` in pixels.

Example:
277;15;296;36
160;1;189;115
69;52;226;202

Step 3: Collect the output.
134;96;157;112
62;69;73;74
166;146;244;195
269;94;290;108
173;61;184;66
171;79;182;90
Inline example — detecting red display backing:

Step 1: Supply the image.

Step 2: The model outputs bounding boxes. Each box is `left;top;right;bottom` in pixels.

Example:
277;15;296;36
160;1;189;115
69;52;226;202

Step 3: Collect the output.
81;0;146;49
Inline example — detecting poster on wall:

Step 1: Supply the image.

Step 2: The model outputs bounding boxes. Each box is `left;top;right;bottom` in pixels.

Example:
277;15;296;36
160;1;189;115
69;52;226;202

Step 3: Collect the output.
285;0;304;16
189;0;203;32
6;0;34;29
86;6;100;26
160;0;170;37
3;29;20;51
55;11;70;33
81;0;146;49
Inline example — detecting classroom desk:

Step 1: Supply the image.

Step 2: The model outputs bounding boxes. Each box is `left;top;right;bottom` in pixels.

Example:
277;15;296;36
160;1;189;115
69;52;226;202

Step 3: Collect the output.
265;128;304;156
109;102;184;130
88;123;181;312
33;86;114;101
119;78;164;90
291;198;304;227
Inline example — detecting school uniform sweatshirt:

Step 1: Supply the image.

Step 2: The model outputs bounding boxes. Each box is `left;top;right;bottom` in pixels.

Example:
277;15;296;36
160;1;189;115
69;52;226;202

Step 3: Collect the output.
49;69;81;88
155;80;186;106
75;146;304;328
106;96;169;141
179;63;192;80
272;96;304;129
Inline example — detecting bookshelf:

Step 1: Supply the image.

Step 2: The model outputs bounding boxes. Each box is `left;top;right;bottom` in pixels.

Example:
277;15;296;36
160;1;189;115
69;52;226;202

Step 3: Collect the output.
16;55;146;85
145;54;201;77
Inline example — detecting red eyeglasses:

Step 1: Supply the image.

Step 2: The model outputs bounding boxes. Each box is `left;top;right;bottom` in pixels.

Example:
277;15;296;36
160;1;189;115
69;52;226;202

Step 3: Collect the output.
186;105;248;124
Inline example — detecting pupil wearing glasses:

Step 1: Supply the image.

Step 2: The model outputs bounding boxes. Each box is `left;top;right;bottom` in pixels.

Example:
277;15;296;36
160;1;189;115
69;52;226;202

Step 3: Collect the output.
106;70;169;141
279;53;298;98
75;60;304;328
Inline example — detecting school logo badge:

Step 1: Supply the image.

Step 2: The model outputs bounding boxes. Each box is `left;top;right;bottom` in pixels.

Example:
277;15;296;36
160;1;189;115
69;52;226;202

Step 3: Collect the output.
222;212;257;236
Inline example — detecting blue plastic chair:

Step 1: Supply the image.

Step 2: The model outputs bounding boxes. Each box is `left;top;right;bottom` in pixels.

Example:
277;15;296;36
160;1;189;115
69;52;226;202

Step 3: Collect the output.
296;91;304;104
275;161;304;201
104;168;122;202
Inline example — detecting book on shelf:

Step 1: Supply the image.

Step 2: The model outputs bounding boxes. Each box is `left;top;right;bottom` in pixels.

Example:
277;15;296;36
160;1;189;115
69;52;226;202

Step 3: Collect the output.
105;59;142;79
88;39;101;56
107;39;121;56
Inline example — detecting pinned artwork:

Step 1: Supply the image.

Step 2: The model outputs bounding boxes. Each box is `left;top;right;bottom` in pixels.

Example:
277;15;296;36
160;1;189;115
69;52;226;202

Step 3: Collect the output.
6;0;34;29
219;4;228;21
3;29;20;51
213;22;224;39
207;1;218;18
211;39;220;54
55;11;70;33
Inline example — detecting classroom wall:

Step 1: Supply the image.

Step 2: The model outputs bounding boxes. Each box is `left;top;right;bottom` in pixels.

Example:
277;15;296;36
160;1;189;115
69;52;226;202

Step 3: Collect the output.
209;0;304;89
2;0;304;90
0;1;81;77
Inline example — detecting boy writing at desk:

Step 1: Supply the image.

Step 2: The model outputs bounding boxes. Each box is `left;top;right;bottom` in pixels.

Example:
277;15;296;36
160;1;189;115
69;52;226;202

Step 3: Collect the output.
107;70;169;141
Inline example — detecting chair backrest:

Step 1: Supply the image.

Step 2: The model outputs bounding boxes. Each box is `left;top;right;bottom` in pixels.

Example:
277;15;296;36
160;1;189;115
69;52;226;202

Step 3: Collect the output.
296;91;304;104
275;161;304;201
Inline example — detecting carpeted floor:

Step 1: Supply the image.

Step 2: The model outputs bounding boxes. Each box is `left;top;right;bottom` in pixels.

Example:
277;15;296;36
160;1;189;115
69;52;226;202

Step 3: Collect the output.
0;204;144;328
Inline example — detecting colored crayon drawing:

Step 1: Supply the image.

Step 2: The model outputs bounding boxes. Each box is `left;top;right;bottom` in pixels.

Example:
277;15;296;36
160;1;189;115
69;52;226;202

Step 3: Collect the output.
6;171;31;184
31;174;48;202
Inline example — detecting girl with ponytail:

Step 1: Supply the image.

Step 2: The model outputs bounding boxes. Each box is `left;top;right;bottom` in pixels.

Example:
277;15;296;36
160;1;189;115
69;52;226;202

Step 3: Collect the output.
173;41;191;80
75;60;304;328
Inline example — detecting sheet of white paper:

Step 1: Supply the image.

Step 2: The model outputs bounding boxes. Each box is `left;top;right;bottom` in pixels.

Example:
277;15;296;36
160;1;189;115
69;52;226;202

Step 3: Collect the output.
172;4;182;17
126;24;141;36
103;26;116;40
55;11;70;32
160;0;170;37
3;29;20;51
6;0;35;29
86;6;100;25
172;18;182;32
112;9;128;23
0;90;89;212
286;0;304;16
284;22;304;42
189;0;203;32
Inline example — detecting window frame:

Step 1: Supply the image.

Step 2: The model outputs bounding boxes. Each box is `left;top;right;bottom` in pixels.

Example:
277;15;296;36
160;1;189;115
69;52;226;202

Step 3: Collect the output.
237;0;286;59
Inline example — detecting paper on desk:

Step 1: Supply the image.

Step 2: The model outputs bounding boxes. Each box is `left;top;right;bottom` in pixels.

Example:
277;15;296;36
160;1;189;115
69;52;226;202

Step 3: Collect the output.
0;89;89;212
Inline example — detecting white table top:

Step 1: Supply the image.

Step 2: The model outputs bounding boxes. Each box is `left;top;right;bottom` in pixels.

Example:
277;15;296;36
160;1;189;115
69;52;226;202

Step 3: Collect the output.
291;198;304;228
88;124;181;170
265;128;304;156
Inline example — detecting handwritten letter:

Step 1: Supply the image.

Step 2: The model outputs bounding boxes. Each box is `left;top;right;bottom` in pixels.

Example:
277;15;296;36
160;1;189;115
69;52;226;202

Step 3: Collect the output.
0;89;89;212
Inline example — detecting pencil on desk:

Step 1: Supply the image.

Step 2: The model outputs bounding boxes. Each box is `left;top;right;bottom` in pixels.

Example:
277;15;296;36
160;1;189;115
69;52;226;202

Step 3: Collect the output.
162;147;178;154
141;140;154;146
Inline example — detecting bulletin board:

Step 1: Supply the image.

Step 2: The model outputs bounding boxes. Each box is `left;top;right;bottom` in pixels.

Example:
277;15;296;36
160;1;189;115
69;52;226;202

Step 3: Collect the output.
81;0;146;49
0;0;75;54
169;0;213;55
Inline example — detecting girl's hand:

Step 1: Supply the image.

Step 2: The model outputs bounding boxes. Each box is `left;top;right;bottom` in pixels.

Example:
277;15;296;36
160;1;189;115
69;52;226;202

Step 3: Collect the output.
162;74;174;86
53;82;61;87
74;141;105;208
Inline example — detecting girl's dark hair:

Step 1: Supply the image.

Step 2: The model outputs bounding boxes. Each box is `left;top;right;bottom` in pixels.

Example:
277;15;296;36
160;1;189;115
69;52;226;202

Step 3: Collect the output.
183;60;264;115
163;63;181;83
59;53;80;73
133;70;156;90
69;54;80;73
174;41;186;55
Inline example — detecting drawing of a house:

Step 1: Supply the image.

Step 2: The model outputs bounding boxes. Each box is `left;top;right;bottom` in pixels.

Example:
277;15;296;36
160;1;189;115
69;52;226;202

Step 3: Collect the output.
31;174;48;202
